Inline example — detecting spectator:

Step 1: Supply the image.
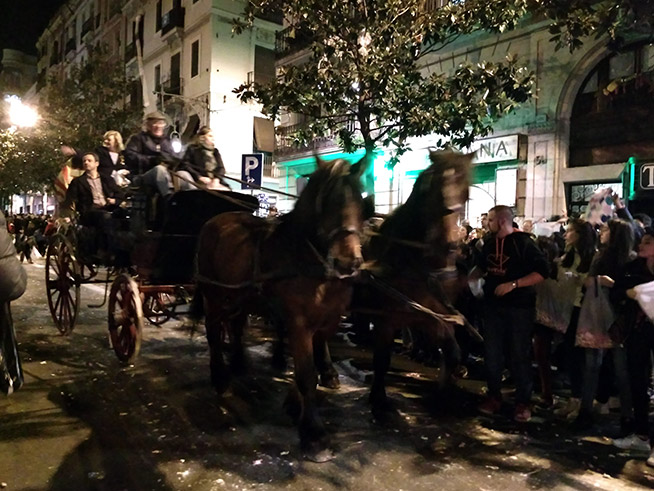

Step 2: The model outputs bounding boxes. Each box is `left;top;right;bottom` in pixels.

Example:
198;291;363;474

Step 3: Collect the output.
612;227;654;460
0;210;27;395
475;205;549;422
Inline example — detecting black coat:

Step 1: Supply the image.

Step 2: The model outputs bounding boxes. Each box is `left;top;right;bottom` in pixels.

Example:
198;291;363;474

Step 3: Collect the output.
180;144;226;181
124;131;179;174
63;173;125;217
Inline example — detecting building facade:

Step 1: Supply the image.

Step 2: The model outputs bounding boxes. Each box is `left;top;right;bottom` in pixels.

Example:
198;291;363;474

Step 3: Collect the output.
35;0;281;194
273;13;654;222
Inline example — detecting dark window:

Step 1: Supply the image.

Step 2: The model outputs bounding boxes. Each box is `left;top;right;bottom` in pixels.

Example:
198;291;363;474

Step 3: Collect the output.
170;52;181;92
254;46;275;85
156;1;162;32
154;64;161;92
191;40;199;78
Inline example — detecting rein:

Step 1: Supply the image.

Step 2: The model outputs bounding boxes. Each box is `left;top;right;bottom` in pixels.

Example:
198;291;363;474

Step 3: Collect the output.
362;271;484;342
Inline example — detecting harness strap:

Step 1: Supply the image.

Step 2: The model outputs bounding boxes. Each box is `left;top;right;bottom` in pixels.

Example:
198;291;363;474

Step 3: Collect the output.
363;272;484;342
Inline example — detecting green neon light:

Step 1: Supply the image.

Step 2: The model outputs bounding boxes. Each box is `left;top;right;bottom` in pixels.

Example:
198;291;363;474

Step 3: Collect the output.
628;156;636;200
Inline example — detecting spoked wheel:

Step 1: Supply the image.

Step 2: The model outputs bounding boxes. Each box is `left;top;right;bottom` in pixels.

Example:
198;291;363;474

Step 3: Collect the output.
143;293;172;326
45;235;80;335
108;274;144;363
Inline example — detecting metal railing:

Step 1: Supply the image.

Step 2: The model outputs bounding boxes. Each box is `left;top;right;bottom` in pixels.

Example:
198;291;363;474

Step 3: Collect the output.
81;17;94;38
161;6;185;35
275;25;313;59
124;42;136;62
275;119;358;156
65;38;76;54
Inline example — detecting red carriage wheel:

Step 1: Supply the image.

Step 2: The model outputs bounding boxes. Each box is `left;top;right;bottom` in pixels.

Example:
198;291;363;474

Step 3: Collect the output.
143;292;172;326
108;274;144;363
45;235;80;335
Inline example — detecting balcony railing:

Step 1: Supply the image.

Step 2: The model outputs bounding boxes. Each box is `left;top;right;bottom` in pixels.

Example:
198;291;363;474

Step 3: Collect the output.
49;53;60;67
65;38;76;54
275;25;313;59
161;6;185;35
109;0;123;17
275;119;358;156
81;17;94;38
124;42;136;61
255;8;283;25
162;76;183;96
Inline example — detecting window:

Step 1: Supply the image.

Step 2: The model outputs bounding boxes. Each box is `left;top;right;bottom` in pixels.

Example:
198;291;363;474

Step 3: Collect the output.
170;52;181;93
156;1;162;32
191;40;199;78
254;46;275;85
154;64;161;92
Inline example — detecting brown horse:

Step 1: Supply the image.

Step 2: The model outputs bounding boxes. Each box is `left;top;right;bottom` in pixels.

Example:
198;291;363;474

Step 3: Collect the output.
356;149;473;416
196;157;366;461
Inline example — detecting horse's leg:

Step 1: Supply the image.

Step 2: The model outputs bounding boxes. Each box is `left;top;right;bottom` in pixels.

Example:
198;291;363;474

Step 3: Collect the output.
271;312;287;371
205;300;230;394
290;322;333;462
314;333;340;389
369;317;396;415
229;310;248;375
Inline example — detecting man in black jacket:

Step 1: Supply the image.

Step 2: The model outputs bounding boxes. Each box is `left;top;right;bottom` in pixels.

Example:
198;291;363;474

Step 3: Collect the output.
124;111;195;196
475;205;549;423
62;152;125;257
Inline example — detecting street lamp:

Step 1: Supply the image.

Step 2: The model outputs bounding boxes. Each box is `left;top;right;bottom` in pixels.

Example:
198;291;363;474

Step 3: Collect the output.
5;95;39;128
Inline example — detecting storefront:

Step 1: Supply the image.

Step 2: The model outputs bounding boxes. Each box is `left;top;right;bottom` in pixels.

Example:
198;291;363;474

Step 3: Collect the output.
465;134;527;225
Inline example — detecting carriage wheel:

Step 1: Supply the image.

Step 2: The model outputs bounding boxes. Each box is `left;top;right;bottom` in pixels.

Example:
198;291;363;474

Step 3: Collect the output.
108;274;144;363
143;293;172;326
45;235;80;335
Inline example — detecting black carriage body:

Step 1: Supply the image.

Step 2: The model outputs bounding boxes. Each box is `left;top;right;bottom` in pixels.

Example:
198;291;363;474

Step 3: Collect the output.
131;190;259;284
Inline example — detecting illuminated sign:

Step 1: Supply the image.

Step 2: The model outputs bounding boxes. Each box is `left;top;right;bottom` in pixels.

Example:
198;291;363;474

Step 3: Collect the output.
468;135;522;164
641;163;654;190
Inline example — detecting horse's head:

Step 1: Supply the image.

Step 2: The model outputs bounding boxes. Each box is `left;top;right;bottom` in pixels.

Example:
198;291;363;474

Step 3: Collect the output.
293;157;367;277
400;150;472;267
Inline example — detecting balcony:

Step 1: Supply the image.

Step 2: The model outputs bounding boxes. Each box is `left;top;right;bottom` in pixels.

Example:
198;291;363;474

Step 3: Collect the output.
275;26;313;59
65;38;76;55
161;6;185;36
255;8;283;25
124;42;136;62
81;17;94;38
275;119;357;157
49;53;60;67
36;71;46;91
109;0;123;17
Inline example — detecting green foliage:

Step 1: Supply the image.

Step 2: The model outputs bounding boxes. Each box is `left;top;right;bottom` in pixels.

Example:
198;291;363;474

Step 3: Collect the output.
0;46;142;195
42;46;142;153
233;0;650;167
0;128;61;195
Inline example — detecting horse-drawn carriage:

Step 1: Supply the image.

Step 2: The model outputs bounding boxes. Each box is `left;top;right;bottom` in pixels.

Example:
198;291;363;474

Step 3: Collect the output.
45;187;259;363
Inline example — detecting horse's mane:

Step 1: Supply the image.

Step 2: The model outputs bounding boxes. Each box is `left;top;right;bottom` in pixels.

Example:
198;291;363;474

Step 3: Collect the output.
370;150;471;273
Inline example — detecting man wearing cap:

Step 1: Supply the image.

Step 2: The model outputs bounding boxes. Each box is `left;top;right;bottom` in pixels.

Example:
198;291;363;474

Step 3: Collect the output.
124;111;196;196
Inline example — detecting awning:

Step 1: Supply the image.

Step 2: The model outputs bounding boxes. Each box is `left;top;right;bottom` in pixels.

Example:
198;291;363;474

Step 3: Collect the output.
254;117;275;153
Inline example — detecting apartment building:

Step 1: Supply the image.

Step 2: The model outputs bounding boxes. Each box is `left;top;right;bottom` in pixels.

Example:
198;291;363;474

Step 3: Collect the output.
35;0;282;192
273;10;654;220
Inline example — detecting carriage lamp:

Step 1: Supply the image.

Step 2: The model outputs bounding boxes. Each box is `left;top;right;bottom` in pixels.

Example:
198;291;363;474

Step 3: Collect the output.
5;95;39;128
170;130;182;153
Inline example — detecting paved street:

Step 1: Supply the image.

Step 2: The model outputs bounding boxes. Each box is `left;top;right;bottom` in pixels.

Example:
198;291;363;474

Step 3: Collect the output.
2;258;654;490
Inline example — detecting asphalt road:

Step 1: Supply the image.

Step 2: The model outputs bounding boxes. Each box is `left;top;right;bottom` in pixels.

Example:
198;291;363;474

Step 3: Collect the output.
1;258;654;490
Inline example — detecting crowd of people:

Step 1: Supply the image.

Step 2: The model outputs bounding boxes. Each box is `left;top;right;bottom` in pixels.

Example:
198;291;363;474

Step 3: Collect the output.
449;201;654;466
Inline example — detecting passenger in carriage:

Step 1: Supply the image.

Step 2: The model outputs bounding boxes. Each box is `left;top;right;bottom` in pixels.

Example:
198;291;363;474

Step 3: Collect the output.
62;152;126;257
180;126;231;191
61;130;130;186
124;111;196;197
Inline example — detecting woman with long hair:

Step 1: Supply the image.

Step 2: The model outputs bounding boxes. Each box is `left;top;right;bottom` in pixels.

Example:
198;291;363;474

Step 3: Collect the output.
180;126;230;190
572;218;635;430
540;219;596;414
612;227;654;461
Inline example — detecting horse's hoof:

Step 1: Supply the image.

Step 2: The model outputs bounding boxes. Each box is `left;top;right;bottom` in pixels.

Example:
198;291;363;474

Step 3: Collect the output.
304;447;336;463
320;372;340;389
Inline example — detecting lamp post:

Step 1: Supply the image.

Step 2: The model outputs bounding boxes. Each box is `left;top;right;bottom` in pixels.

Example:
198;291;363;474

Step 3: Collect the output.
5;95;39;129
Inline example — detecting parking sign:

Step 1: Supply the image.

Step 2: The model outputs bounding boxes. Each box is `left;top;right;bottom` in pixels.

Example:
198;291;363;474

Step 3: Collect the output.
241;154;263;190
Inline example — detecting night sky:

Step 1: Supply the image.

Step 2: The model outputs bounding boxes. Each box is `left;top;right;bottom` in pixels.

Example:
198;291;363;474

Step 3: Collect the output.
0;0;68;55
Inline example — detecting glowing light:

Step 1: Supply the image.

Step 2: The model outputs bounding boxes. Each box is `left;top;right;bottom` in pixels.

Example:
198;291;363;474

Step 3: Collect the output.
5;95;39;128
